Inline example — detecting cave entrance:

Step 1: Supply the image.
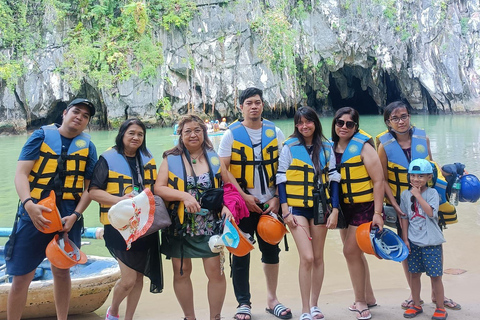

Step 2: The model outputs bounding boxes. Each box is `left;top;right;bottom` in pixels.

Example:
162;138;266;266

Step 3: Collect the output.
28;101;67;130
385;72;402;105
327;67;379;114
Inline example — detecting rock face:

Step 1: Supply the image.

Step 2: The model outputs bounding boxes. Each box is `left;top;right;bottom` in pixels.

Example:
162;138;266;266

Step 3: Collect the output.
1;0;479;133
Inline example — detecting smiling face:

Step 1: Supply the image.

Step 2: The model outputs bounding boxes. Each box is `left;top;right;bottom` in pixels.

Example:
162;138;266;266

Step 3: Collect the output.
181;120;204;151
409;173;432;189
240;94;264;122
334;114;357;141
61;105;91;136
122;124;145;156
387;107;410;133
296;116;315;142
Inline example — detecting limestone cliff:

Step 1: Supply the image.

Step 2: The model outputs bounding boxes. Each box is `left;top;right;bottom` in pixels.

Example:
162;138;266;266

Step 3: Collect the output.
0;0;479;133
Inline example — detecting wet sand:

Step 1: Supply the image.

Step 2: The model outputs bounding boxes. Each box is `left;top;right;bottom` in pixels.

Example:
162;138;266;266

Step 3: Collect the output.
49;203;479;319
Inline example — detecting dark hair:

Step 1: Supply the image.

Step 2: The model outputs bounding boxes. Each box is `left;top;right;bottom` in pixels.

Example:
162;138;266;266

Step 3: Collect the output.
383;101;410;123
163;114;214;157
239;87;263;105
114;119;151;157
383;100;413;139
331;107;360;146
291;106;328;173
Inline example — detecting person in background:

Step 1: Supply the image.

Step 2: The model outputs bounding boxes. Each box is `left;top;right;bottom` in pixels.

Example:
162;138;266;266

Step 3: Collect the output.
89;119;163;320
219;117;228;130
205;119;213;132
332;107;384;320
213;120;220;132
376;101;460;311
276;106;341;320
400;159;447;320
5;98;97;320
155;114;233;320
218;87;291;320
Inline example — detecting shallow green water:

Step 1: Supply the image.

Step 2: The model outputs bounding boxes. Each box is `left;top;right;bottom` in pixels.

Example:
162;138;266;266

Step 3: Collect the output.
1;114;479;256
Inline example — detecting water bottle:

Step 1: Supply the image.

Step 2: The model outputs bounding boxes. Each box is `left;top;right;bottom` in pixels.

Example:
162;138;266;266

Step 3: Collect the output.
449;176;461;206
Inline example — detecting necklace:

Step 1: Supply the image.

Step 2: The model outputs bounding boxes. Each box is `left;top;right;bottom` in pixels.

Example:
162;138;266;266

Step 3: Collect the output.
190;152;202;164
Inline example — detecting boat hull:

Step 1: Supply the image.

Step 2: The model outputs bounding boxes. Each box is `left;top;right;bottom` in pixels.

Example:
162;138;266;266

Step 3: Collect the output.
0;256;120;319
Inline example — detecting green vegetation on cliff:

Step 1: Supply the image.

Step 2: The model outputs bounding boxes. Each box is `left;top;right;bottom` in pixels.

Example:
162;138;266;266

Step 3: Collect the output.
0;0;197;91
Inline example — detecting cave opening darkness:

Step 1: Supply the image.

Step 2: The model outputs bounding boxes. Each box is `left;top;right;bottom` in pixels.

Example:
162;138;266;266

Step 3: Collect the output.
328;71;379;115
28;101;67;130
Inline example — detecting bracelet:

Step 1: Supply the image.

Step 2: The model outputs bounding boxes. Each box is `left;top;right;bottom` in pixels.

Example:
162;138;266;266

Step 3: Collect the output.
73;211;82;221
282;212;291;219
272;194;279;198
22;197;34;207
374;211;383;217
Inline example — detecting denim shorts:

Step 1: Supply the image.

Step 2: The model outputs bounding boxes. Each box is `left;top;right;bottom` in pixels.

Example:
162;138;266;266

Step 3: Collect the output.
5;208;82;276
407;242;443;277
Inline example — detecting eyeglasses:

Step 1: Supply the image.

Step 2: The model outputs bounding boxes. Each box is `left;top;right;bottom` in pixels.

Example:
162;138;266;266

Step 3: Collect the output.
296;120;314;128
389;114;409;123
335;119;357;129
182;129;203;136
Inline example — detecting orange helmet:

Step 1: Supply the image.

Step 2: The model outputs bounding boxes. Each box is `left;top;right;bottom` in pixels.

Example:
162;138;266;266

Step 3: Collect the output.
37;190;63;233
224;220;254;257
46;234;87;269
257;214;288;245
355;222;382;259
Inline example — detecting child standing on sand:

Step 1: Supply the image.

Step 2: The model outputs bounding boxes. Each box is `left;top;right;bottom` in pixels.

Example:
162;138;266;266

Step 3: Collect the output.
400;159;447;320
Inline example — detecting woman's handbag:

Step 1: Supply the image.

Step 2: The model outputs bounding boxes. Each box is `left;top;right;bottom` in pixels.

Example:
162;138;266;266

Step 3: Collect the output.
199;188;224;212
141;195;172;237
383;205;397;228
313;185;330;225
335;207;347;229
313;184;347;228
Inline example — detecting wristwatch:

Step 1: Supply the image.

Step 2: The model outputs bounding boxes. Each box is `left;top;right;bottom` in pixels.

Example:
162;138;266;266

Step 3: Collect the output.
73;211;82;221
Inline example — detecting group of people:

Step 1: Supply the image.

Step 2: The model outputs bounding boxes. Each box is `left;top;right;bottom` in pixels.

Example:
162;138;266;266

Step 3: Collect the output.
4;89;460;320
206;118;228;132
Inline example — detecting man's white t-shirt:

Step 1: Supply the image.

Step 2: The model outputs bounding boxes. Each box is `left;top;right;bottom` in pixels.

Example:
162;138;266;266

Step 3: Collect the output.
218;123;285;203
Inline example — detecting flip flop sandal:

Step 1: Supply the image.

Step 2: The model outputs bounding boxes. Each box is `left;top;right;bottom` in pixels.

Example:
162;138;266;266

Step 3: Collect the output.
442;298;461;310
310;306;324;320
353;308;371;320
235;305;251;320
266;303;293;319
432;307;448;320
403;305;423;318
348;303;377;311
401;299;424;310
300;313;313;320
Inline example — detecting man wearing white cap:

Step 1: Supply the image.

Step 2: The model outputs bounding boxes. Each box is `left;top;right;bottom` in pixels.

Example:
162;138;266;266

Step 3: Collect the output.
5;98;97;320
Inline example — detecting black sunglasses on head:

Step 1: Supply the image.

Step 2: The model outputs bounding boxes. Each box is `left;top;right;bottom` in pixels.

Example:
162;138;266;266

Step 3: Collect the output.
335;119;357;129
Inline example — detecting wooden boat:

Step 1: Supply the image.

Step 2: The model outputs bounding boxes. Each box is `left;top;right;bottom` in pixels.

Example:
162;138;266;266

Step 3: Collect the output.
0;229;120;319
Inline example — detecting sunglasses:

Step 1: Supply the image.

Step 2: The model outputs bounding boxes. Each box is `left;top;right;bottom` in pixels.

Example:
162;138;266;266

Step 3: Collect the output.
335;119;357;129
411;195;416;212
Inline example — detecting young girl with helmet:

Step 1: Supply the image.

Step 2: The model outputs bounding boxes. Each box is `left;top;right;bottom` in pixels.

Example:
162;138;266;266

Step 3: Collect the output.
400;159;447;320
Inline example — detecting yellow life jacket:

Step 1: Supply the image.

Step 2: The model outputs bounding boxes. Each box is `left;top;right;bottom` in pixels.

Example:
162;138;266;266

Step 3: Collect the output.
377;129;456;226
338;129;374;204
229;119;278;192
99;148;157;225
167;149;222;224
377;128;429;203
28;124;90;201
283;137;332;207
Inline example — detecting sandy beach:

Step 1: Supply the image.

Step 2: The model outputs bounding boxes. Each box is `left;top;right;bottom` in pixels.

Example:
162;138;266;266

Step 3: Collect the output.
41;202;479;320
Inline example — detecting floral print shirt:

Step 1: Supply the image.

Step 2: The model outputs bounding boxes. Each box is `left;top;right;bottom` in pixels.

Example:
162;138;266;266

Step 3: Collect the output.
183;172;221;236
